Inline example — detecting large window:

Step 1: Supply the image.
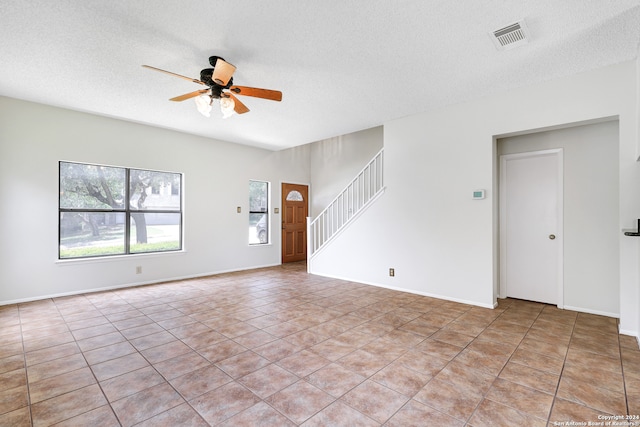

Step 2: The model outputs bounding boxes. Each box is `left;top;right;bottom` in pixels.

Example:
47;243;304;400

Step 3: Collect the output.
249;180;269;245
59;162;182;259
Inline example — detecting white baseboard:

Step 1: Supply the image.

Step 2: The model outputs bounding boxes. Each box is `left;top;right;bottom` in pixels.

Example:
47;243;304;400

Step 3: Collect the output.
308;270;495;309
0;262;281;306
562;305;620;319
619;327;640;345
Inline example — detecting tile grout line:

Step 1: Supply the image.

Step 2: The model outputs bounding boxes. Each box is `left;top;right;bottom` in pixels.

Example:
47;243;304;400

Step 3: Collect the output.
456;300;528;425
463;316;508;424
546;307;577;425
7;267;636;426
618;321;630;416
17;302;35;427
61;295;121;427
105;299;205;426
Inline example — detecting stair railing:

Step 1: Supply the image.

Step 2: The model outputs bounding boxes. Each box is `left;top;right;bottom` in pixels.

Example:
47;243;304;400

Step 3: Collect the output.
307;148;385;258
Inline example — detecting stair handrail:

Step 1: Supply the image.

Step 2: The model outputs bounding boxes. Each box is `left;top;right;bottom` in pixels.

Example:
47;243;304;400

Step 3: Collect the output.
308;148;384;258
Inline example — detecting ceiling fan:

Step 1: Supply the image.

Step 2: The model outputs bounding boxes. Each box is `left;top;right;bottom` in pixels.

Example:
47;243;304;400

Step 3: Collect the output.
142;56;282;118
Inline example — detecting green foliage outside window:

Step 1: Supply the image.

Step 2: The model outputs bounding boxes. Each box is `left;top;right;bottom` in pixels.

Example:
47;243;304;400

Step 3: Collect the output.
59;162;182;259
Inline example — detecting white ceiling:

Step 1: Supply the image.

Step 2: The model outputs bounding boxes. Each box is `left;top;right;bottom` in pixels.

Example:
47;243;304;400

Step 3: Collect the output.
1;1;639;151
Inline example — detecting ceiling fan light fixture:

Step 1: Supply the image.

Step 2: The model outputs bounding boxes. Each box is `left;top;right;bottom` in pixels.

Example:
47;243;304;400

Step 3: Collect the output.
220;96;235;119
195;94;212;117
143;56;282;117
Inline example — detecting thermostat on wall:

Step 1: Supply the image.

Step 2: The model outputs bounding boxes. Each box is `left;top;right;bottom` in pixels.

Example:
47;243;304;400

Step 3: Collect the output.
473;189;486;200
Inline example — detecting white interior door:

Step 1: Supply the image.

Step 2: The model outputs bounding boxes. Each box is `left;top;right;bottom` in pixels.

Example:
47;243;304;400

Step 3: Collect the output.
500;149;563;306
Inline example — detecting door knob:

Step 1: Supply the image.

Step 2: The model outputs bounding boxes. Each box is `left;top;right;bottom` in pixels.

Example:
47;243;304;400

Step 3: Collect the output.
549;234;556;240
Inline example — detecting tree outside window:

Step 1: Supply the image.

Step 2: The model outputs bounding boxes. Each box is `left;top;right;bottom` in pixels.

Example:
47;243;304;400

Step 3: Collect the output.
59;162;182;259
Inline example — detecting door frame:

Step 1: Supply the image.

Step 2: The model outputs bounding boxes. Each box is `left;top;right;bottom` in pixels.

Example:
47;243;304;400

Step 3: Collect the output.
280;182;310;263
499;148;564;308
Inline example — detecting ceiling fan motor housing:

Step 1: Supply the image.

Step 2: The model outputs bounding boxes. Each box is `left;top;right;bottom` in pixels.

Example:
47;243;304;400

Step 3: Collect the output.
199;68;233;97
208;56;223;67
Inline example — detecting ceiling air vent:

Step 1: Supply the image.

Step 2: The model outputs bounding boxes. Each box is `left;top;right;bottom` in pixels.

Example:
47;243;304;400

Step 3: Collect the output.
491;20;529;51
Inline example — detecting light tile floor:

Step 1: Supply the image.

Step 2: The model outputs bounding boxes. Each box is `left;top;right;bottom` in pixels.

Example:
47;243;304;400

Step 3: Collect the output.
1;262;639;426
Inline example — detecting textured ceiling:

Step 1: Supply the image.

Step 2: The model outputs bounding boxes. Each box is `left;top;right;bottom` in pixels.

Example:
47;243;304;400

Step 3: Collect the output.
1;1;639;150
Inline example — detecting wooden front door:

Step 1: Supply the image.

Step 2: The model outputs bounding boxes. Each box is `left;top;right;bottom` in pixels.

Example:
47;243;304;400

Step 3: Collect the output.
281;183;308;263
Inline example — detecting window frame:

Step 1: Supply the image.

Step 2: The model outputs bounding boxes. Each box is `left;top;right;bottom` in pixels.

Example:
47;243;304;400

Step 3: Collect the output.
249;180;269;245
58;161;183;259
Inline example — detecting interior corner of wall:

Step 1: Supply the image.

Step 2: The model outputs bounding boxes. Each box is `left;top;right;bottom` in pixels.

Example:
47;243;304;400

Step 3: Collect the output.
636;56;640;161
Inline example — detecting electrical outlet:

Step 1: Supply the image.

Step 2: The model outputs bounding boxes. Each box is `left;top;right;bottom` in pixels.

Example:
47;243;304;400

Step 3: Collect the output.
389;268;395;277
136;266;142;274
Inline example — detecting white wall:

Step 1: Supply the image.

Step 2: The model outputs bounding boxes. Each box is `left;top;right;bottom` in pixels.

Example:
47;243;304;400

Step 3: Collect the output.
636;56;640;344
498;121;620;316
0;97;310;304
309;127;383;217
310;60;640;338
2;61;639;341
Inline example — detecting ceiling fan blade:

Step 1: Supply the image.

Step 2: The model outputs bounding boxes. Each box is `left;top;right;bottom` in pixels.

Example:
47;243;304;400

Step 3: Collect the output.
227;93;250;114
170;89;210;102
229;86;282;102
211;59;236;86
142;65;205;85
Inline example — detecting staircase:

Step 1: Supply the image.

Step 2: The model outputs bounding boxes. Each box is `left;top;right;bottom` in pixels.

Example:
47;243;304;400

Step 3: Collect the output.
307;148;385;258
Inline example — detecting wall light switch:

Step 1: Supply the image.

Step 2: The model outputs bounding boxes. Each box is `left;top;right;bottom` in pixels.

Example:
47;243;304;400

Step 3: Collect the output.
274;208;279;214
237;206;241;213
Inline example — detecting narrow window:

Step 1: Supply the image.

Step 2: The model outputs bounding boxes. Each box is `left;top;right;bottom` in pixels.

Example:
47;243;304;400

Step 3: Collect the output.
59;162;182;259
249;180;269;244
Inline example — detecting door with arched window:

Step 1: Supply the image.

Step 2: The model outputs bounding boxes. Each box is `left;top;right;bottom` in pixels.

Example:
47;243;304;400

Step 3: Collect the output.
281;183;308;263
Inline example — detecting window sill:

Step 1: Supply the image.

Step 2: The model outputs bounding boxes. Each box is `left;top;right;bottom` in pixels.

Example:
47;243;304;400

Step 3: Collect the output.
55;250;187;266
